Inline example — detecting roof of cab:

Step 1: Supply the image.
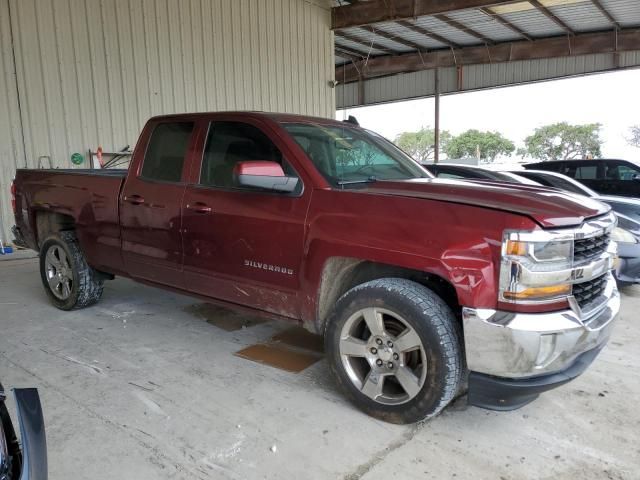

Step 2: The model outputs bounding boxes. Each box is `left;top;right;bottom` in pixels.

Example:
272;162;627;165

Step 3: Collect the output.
146;111;359;128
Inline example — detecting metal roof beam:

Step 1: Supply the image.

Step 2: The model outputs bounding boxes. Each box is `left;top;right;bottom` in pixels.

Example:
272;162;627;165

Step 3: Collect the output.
335;45;365;62
336;27;640;83
335;31;396;55
362;26;426;51
434;13;494;44
335;41;371;57
396;20;461;49
480;7;533;41
332;0;519;30
528;0;575;35
590;0;620;29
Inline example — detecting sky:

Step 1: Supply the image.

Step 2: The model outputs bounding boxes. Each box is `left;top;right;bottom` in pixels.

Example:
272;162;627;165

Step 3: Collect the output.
337;68;640;164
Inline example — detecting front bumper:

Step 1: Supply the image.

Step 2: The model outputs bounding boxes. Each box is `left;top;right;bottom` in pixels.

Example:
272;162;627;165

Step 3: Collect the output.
467;346;603;410
462;273;619;410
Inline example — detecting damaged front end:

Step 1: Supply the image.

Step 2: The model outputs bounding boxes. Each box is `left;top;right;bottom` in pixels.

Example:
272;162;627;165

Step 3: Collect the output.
0;384;47;480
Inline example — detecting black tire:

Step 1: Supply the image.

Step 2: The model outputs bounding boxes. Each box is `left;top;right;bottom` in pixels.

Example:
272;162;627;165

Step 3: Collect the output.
325;278;463;424
39;231;104;310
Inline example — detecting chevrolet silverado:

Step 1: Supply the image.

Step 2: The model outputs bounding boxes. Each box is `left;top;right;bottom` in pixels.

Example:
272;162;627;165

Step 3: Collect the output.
11;112;619;424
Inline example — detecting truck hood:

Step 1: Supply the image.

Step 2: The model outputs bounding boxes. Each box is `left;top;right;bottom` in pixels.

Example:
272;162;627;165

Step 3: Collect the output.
361;178;610;228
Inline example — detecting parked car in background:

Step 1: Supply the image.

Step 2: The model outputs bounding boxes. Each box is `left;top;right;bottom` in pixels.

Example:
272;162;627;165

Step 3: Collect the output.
0;382;47;480
426;163;640;285
514;170;640;286
524;159;640;198
514;170;640;222
423;163;541;185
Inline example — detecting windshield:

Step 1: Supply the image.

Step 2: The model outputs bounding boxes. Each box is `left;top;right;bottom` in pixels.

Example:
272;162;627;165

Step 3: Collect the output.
281;122;430;186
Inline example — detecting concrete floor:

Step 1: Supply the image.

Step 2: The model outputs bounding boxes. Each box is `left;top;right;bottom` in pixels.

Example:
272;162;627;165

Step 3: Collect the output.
1;251;638;480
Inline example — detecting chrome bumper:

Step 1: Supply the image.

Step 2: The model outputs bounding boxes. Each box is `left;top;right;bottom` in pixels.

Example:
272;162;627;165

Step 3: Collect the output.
462;273;619;378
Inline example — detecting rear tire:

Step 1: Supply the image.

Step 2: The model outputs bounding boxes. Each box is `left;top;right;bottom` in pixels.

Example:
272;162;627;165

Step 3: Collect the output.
325;278;463;424
39;231;104;310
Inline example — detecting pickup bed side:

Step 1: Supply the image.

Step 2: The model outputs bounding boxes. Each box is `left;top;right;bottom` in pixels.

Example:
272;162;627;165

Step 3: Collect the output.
13;169;126;275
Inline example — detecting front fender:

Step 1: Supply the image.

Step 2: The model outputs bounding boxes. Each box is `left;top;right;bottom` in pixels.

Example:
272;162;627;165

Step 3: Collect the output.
300;189;539;329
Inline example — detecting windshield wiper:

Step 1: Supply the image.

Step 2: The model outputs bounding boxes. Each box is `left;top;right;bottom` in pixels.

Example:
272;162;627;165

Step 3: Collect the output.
337;176;378;187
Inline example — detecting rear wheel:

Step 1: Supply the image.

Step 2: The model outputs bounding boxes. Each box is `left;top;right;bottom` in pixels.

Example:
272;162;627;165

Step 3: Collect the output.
39;231;104;310
325;278;463;424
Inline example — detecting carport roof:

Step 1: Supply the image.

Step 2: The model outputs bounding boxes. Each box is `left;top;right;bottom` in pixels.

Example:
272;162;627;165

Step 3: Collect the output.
333;0;640;84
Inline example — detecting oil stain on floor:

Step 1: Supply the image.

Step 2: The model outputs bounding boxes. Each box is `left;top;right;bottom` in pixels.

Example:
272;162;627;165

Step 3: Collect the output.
184;303;266;331
185;303;324;373
236;326;324;373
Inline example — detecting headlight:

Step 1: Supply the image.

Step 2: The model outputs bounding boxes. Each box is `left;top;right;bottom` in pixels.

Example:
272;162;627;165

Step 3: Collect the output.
500;232;573;303
611;227;637;244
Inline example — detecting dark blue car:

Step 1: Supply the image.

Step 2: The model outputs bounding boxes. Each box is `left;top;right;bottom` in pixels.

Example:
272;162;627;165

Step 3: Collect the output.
0;383;47;480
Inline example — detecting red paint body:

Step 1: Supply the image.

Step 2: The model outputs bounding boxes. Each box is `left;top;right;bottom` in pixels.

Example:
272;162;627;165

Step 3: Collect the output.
12;112;609;331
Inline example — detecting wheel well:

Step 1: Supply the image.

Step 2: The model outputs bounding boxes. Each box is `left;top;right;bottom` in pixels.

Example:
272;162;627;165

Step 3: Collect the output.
35;211;75;248
316;258;460;332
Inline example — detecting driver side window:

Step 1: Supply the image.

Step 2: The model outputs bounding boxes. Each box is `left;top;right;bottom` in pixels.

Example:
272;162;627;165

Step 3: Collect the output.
200;121;300;192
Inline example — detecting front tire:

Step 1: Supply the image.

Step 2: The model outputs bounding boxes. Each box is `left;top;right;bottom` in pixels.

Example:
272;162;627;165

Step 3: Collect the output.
39;231;104;310
325;278;463;424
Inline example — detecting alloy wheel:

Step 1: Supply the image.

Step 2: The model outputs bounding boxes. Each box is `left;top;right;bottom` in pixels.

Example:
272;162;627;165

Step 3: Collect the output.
44;245;73;300
339;307;427;405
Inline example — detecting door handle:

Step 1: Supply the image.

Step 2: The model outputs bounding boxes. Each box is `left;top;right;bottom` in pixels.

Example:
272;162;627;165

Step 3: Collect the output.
186;202;212;214
124;194;145;205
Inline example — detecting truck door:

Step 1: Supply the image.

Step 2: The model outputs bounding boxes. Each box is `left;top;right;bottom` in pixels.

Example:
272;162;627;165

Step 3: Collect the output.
120;120;197;287
181;119;311;318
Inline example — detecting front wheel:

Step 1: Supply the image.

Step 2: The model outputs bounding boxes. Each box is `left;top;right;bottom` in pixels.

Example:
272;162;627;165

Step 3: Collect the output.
39;231;104;310
325;278;463;424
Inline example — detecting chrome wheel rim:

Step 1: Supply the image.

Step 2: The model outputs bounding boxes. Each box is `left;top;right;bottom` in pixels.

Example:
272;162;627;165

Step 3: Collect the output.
44;245;73;300
339;307;427;405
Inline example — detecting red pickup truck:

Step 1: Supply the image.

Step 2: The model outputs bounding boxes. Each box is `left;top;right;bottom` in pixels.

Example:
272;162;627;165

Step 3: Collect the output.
11;112;619;424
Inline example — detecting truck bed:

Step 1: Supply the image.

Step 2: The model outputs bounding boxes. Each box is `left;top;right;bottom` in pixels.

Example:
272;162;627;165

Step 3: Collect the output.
13;168;126;274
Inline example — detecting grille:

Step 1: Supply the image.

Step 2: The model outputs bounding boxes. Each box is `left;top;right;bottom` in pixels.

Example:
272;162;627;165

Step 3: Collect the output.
574;233;610;263
573;274;608;309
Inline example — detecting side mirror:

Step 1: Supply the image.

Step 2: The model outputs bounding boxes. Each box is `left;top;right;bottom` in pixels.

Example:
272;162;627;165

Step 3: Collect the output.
633;174;640;182
234;161;299;193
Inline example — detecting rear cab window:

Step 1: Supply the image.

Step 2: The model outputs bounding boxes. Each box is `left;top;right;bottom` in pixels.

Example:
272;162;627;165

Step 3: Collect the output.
141;122;195;182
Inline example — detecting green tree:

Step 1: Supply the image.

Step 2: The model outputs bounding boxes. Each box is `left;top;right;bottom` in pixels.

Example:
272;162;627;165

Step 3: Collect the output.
445;129;515;161
395;127;452;163
628;126;640;148
520;122;603;161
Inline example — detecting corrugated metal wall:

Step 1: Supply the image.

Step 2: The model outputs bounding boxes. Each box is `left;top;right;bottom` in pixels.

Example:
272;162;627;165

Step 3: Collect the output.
336;52;640;108
0;0;24;243
0;0;335;241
